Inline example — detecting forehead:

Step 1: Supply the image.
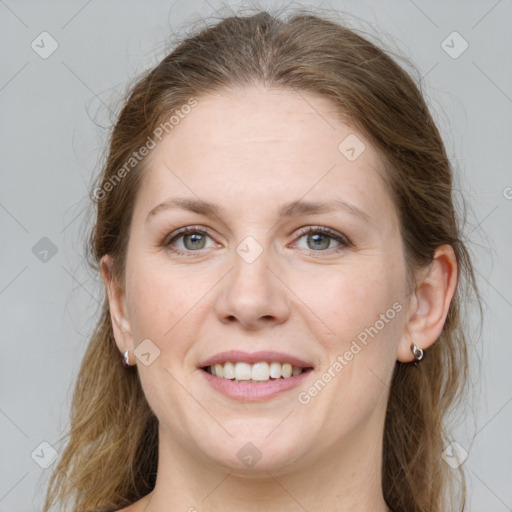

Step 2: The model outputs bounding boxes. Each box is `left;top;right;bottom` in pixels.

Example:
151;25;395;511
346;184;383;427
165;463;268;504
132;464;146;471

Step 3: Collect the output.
161;86;365;165
135;86;395;224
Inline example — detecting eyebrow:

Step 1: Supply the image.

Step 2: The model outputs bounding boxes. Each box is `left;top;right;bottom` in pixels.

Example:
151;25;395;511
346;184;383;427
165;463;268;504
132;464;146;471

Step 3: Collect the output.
146;197;371;223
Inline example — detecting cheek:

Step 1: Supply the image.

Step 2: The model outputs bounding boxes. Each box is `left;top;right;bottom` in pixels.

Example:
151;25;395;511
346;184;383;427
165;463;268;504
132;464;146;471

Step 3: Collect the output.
298;257;406;361
315;261;399;316
124;257;209;419
125;254;197;344
302;264;404;426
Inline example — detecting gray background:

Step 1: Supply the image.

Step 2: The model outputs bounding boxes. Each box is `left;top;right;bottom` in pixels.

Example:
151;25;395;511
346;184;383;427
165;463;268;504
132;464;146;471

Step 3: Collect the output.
0;0;511;510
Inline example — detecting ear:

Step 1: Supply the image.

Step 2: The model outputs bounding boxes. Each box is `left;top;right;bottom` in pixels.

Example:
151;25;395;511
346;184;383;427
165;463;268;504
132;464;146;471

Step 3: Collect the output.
100;254;133;355
397;244;458;363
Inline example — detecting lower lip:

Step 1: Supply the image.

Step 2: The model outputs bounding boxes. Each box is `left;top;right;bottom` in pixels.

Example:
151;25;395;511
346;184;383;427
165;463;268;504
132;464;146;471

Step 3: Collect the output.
199;368;313;402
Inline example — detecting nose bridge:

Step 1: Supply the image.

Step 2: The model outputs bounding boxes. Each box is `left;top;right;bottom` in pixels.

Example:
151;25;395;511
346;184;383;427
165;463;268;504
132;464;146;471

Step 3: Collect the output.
215;236;290;328
232;243;271;292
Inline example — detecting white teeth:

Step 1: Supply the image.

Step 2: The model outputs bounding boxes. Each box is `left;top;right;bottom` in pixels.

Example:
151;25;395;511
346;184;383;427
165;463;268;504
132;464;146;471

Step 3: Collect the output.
269;361;282;379
214;363;223;378
223;361;235;379
281;363;292;378
235;362;252;380
206;361;306;381
251;362;270;381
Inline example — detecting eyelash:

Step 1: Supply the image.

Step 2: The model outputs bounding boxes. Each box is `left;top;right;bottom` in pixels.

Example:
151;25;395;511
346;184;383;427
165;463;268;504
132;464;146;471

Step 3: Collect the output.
162;225;351;257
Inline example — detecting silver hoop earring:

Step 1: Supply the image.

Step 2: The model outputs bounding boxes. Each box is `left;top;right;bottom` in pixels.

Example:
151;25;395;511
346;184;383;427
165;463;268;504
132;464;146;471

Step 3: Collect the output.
122;350;132;368
411;343;424;365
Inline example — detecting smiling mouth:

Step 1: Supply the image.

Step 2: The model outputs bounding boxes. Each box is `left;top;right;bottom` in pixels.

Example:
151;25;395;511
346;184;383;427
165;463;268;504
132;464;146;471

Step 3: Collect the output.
202;361;314;382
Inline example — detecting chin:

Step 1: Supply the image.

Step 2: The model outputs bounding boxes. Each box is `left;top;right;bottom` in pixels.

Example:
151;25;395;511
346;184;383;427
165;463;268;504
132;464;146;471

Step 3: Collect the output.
195;423;312;473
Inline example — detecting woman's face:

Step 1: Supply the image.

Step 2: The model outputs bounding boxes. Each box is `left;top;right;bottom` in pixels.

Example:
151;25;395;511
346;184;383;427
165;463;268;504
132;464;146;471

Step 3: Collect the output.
111;86;412;473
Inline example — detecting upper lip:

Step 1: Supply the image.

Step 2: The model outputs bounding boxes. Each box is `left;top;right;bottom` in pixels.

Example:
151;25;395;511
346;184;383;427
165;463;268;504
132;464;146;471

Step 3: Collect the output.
199;350;314;369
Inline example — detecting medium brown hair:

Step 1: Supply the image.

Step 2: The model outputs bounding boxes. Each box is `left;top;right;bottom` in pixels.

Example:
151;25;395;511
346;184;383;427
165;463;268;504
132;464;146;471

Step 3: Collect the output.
44;8;479;512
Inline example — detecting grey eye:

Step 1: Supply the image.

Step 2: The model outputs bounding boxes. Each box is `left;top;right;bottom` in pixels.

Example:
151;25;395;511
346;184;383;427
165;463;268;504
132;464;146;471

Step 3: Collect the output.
295;231;342;251
183;233;207;250
306;233;332;250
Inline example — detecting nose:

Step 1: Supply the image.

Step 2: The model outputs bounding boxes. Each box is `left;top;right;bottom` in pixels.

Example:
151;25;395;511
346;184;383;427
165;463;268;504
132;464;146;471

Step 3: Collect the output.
214;248;291;330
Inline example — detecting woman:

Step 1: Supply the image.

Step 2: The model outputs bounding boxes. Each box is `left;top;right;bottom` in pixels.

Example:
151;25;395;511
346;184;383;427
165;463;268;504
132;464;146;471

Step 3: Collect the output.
44;8;479;512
